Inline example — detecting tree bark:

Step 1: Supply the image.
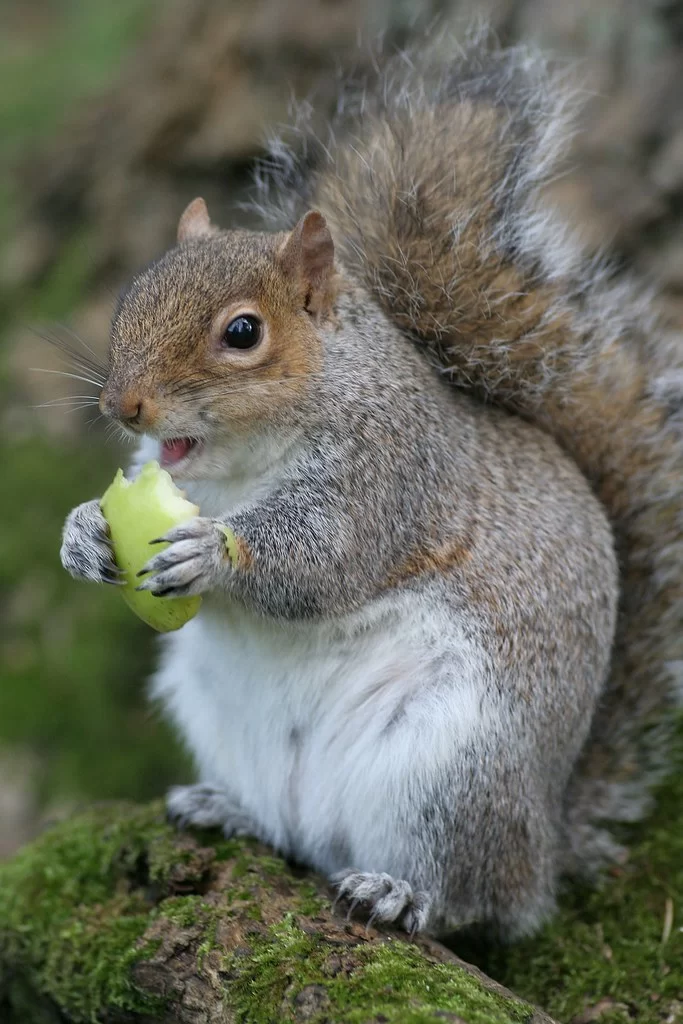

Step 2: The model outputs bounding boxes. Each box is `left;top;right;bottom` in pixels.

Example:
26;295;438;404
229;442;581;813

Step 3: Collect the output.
0;801;556;1024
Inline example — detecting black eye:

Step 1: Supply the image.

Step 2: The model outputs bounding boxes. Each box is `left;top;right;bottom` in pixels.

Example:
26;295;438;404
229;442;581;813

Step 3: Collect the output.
222;315;262;350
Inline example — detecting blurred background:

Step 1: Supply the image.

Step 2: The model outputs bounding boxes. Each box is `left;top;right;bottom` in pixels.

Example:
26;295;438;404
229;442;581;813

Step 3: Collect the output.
0;0;682;860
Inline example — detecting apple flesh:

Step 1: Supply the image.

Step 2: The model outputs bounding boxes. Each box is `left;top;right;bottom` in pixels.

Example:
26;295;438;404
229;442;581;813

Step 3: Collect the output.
100;460;202;632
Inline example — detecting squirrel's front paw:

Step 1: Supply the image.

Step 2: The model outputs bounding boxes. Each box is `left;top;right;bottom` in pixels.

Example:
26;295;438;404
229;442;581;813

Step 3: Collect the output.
61;499;122;585
136;517;233;598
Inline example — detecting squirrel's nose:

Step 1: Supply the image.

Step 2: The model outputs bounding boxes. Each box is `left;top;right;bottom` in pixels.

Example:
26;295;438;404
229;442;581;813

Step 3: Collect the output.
100;388;155;428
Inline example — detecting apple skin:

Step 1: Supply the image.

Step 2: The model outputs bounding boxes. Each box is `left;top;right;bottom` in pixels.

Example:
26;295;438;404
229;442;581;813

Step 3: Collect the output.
100;461;202;632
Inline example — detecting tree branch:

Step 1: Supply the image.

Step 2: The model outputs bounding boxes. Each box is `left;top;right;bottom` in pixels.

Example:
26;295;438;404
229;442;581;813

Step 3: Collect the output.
0;802;556;1023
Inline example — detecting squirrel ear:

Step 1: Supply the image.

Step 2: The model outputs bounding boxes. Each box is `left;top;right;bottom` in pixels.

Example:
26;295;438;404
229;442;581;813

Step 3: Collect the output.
177;198;214;243
279;211;336;317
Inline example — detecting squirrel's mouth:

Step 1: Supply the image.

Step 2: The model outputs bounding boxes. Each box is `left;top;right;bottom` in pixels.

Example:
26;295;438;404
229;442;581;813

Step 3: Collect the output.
160;437;200;468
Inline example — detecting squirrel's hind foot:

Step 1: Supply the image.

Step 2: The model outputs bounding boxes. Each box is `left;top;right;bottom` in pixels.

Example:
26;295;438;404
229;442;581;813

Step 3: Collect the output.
166;783;257;838
332;869;431;935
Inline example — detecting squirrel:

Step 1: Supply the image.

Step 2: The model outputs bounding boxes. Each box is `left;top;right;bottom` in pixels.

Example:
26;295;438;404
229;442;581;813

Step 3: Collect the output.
60;34;683;939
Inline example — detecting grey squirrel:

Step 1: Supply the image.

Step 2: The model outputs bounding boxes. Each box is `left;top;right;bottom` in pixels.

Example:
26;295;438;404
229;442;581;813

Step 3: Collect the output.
60;34;683;938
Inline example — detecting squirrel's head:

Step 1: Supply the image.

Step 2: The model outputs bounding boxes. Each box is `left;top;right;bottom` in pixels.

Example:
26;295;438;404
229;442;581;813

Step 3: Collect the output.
101;198;336;474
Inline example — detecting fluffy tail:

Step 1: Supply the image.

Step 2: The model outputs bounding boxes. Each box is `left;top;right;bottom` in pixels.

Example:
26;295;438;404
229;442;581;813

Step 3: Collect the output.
255;32;683;872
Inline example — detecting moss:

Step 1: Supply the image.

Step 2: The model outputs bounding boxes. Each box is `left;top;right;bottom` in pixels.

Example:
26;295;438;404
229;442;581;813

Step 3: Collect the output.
457;737;683;1024
155;895;212;929
223;915;534;1024
0;802;175;1021
0;802;327;1021
231;852;254;880
0;804;538;1023
0;801;256;1021
292;881;326;919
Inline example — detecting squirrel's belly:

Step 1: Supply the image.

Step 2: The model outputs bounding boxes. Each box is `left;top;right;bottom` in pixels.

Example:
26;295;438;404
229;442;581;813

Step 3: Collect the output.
151;595;494;872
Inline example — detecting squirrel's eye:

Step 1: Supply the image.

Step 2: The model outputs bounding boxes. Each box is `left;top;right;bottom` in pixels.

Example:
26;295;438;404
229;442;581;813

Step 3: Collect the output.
222;315;262;351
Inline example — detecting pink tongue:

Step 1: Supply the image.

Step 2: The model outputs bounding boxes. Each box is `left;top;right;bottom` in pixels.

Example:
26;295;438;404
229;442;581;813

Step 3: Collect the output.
161;438;193;466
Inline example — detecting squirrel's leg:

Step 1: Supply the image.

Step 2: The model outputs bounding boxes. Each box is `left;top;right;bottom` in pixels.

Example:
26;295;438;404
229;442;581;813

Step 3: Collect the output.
329;750;558;939
166;784;258;838
136;476;395;616
324;650;561;939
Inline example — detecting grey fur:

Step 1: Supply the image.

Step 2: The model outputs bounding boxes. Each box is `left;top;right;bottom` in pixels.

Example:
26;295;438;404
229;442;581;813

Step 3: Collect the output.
166;784;257;836
59;32;680;938
93;272;619;936
333;870;432;934
136;519;229;598
60;499;121;586
254;31;683;872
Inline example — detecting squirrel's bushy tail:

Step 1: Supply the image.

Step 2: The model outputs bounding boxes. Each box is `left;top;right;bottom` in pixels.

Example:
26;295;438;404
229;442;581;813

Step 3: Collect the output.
255;31;683;872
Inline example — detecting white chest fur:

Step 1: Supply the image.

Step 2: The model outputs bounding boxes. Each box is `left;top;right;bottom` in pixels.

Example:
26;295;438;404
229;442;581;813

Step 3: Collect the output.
136;436;493;879
152;595;492;879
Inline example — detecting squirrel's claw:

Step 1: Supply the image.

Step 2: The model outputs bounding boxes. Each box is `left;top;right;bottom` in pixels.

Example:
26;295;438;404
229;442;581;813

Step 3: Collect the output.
331;869;431;935
136;517;230;598
151;520;208;546
61;498;121;586
137;539;205;577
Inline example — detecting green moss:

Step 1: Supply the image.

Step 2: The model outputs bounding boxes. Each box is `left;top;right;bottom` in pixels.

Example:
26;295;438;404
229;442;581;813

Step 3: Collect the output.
255;853;288;876
0;804;324;1021
223;914;534;1024
458;739;683;1024
292;880;326;918
155;895;212;929
0;802;258;1021
0;805;538;1022
0;803;174;1021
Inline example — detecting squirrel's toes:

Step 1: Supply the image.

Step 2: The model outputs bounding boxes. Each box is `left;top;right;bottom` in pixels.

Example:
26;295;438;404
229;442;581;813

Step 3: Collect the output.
332;869;431;935
165;783;257;837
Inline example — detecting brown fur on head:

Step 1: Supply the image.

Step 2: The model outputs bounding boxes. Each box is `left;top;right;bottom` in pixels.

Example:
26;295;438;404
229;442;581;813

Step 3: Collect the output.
101;200;337;450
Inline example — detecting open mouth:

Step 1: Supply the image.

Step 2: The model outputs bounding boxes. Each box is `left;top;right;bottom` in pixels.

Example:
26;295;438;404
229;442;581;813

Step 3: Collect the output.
160;437;200;468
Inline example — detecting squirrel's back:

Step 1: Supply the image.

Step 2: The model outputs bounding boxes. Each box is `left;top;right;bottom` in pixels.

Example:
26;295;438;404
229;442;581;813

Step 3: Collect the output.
254;31;683;873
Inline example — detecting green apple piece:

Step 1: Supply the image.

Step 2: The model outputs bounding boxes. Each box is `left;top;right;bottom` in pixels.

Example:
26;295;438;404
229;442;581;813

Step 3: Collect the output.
100;460;202;632
217;523;240;566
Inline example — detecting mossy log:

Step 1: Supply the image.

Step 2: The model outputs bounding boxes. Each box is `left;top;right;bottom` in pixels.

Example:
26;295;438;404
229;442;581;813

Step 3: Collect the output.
0;802;556;1024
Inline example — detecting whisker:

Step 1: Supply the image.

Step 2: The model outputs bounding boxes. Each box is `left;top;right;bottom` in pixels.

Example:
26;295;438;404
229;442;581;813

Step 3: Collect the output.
86;413;106;433
35;393;100;401
43;321;107;363
34;393;100;405
30;326;107;379
33;398;100;409
30;367;105;389
104;420;139;446
29;328;106;372
38;406;97;418
35;348;105;384
54;323;106;367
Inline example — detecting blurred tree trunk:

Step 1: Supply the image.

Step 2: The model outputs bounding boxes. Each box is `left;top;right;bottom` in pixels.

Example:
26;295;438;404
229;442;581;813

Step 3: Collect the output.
4;0;682;335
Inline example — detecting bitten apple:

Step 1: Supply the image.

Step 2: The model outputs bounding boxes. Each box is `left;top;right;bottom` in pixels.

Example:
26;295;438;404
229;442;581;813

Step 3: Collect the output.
100;461;201;632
